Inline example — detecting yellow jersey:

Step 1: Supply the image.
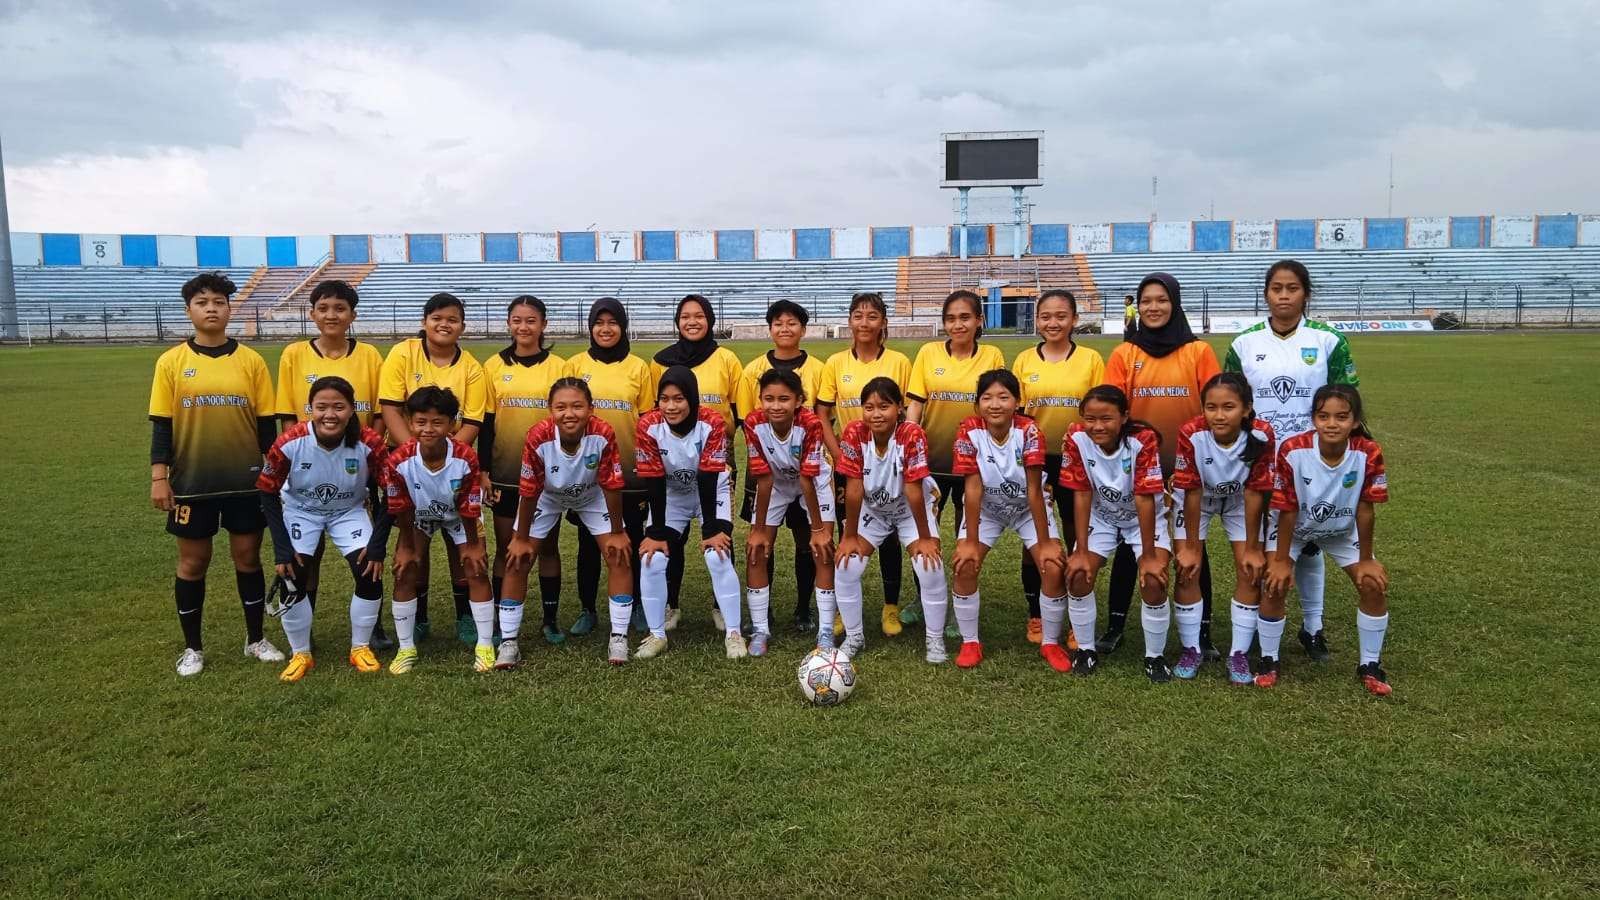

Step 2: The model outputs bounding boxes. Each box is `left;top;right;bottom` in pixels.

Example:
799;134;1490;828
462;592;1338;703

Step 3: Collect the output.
906;340;1007;474
650;347;745;435
274;338;384;423
378;338;487;430
148;339;275;499
1011;342;1107;456
482;347;567;488
737;350;828;418
567;351;655;491
816;347;912;427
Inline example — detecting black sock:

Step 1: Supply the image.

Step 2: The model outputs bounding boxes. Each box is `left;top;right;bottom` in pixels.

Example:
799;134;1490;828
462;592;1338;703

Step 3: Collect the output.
879;538;903;607
1106;544;1137;632
492;575;503;602
236;569;266;644
305;590;317;612
175;576;205;651
539;575;560;627
1020;557;1042;618
577;529;601;615
794;549;815;618
1199;548;1214;631
416;588;430;624
666;544;685;611
452;582;470;620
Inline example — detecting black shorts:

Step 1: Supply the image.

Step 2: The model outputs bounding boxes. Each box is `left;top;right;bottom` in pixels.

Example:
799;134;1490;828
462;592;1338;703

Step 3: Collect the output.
167;494;266;539
490;484;521;519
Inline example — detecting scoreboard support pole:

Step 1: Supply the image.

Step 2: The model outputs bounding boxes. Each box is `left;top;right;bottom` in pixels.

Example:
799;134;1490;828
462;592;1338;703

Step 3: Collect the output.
0;135;17;340
957;187;970;260
1012;186;1024;260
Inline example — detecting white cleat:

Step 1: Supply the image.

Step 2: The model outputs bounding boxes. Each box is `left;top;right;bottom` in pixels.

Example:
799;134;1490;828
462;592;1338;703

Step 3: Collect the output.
176;648;205;677
607;634;629;665
634;634;669;660
494;639;521;670
840;633;866;659
724;631;748;659
244;639;286;662
711;607;727;633
925;637;948;665
664;608;681;632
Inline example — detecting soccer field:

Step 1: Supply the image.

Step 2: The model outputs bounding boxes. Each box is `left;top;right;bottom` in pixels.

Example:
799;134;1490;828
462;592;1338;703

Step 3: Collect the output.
3;333;1598;897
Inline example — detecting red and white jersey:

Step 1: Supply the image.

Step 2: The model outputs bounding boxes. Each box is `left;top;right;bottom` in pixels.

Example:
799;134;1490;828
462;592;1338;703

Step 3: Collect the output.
257;423;387;518
1171;416;1277;499
384;438;483;524
518;416;625;507
635;407;729;495
1060;423;1165;525
1272;432;1388;540
835;420;935;517
745;406;830;486
952;415;1046;521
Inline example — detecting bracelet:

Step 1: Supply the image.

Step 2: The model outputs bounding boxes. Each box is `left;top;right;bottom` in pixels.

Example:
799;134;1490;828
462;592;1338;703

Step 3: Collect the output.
152;475;168;481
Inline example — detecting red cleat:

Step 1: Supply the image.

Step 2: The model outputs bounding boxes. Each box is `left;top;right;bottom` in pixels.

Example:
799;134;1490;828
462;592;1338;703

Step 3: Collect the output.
1358;663;1393;697
955;641;984;669
1041;643;1072;673
1254;656;1279;688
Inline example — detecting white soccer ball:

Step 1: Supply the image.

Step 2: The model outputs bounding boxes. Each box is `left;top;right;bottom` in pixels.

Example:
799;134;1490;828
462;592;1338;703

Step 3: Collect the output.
796;647;857;707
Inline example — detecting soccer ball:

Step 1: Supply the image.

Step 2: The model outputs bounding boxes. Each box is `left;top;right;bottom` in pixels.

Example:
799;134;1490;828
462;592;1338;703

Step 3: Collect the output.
796;648;857;706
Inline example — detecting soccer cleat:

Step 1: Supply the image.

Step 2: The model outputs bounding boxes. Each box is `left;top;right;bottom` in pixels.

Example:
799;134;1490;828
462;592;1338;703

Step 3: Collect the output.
664;608;681;632
607;635;629;665
348;645;380;673
881;605;903;637
1198;632;1223;663
925;637;948;665
630;602;647;634
176;648;205;677
834;613;846;638
1144;655;1172;683
1300;629;1331;662
1253;656;1280;688
1072;648;1099;677
370;621;397;652
279;652;314;683
388;647;419;675
1040;643;1072;673
840;633;865;659
724;632;748;659
473;644;496;673
495;639;521;670
414;619;432;642
1067;629;1080;652
793;611;815;634
1227;651;1253;685
542;624;565;645
955;641;984;669
634;634;669;660
456;616;477;647
898;598;923;625
569;610;597;637
747;632;770;657
1357;662;1393;697
1173;647;1203;680
712;607;727;633
244;639;286;662
1095;625;1124;655
1026;617;1043;644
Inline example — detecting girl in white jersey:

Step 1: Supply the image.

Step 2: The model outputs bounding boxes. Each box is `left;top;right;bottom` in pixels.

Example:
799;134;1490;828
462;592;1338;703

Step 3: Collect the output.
1171;373;1276;685
1264;385;1393;696
949;370;1068;671
501;378;633;666
834;377;947;663
635;367;744;660
258;376;393;682
1060;385;1172;681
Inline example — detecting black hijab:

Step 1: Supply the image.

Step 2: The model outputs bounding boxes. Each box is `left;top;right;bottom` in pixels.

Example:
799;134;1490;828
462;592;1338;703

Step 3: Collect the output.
1126;272;1199;359
586;297;631;364
656;366;701;437
653;295;720;369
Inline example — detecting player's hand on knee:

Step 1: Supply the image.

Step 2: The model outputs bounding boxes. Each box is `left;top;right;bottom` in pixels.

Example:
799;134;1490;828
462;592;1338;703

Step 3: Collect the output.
1354;559;1388;594
458;542;488;578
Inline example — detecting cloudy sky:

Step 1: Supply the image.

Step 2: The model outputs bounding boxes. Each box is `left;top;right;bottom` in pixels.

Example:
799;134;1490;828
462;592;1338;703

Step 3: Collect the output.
3;0;1598;235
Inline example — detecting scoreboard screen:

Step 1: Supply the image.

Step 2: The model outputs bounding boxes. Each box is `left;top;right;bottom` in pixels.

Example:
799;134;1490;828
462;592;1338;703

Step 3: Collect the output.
941;132;1042;187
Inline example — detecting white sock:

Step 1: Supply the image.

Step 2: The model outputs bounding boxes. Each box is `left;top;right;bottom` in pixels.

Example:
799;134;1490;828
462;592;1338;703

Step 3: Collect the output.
834;554;866;639
1357;611;1389;665
1039;592;1067;645
1141;601;1170;658
1257;615;1285;660
349;594;380;649
607;594;633;637
705;549;742;636
747;585;770;636
498;599;524;641
917;558;949;645
953;591;980;643
1229;599;1258;656
1296;552;1325;634
470;599;494;648
392;599;417;650
815;586;839;647
641;553;669;639
1068;592;1097;650
1174;600;1202;651
281;598;313;655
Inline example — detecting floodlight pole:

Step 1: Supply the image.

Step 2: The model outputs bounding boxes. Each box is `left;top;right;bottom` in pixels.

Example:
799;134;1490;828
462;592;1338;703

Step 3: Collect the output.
0;135;17;340
958;188;970;260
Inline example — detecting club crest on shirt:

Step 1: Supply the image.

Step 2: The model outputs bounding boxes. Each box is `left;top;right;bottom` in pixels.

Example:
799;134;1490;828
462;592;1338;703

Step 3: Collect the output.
1098;485;1124;503
1121;458;1132;473
934;367;946;376
584;453;600;470
1301;347;1319;365
344;458;359;474
305;373;318;383
1342;471;1358;488
1269;376;1298;403
1310;500;1336;522
842;374;853;383
182;368;197;378
450;478;462;490
312;483;339;504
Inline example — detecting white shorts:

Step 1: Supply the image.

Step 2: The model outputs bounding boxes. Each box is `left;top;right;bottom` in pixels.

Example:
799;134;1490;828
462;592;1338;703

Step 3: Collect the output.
415;514;470;546
1084;503;1172;560
857;490;939;549
284;505;373;557
1171;488;1257;543
523;493;613;540
652;471;734;533
1267;511;1361;568
958;503;1060;550
762;472;835;527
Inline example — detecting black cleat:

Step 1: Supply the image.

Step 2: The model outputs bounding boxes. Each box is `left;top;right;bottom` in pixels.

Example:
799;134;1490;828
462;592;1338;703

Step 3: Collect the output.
1198;630;1223;663
1299;629;1331;662
370;620;396;652
1095;625;1125;655
1072;648;1099;677
1144;654;1172;683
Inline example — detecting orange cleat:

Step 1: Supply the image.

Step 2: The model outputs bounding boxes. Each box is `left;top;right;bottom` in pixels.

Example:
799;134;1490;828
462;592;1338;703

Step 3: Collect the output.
955;641;984;669
1026;617;1042;644
1041;643;1073;673
348;646;380;673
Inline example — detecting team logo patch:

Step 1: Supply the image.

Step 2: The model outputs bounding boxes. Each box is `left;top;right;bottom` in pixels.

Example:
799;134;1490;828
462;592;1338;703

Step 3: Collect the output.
1121;458;1132;473
1000;481;1024;500
1342;471;1358;488
305;374;317;383
312;483;339;504
1310;500;1336;523
450;478;461;490
1214;480;1241;496
669;469;695;486
934;367;946;376
1098;485;1124;504
867;487;895;508
1301;347;1319;365
842;374;853;383
344;459;359;474
1269;376;1297;403
584;453;600;470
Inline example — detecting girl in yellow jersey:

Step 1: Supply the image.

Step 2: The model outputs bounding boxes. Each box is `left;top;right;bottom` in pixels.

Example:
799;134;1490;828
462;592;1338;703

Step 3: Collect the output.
817;292;912;636
481;296;567;646
652;294;746;630
377;292;488;645
566;298;655;637
1011;289;1104;645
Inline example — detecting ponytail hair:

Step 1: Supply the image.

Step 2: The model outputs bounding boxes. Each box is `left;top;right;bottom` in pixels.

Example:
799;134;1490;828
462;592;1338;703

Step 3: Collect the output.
1311;383;1373;440
1080;384;1163;451
307;375;362;448
1201;372;1267;466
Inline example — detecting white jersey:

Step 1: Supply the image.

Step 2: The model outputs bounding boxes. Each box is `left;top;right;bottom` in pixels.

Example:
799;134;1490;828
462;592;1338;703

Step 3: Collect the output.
635;407;729;496
1171;416;1277;504
835;420;936;520
1059;423;1166;526
1224;318;1358;438
952;415;1047;522
744;407;831;487
258;422;387;518
384;438;483;531
1271;431;1388;542
519;417;625;511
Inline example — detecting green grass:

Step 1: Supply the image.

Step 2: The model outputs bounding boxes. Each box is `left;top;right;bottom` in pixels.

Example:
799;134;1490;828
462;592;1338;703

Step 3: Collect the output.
3;334;1598;897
